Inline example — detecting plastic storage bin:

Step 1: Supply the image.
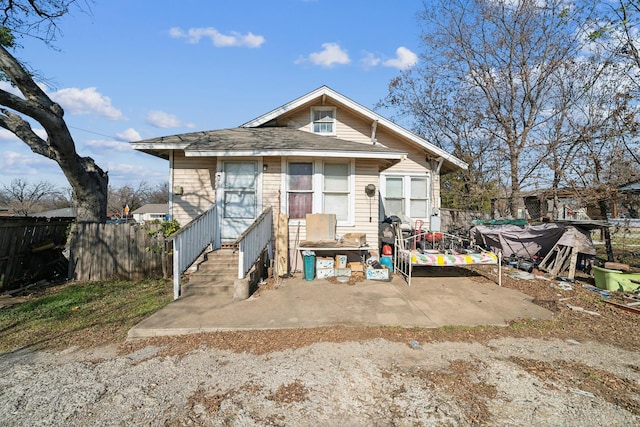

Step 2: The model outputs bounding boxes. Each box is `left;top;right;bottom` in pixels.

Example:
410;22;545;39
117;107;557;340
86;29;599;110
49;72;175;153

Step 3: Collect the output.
593;265;640;292
303;252;316;281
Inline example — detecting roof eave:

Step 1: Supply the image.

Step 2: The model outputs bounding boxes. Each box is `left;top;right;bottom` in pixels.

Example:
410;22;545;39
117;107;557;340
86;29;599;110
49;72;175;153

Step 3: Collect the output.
185;150;407;160
131;142;189;161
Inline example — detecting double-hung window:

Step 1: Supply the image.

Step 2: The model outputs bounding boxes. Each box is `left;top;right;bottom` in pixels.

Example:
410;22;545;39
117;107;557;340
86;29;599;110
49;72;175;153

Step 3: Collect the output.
382;175;431;219
323;163;349;221
285;159;353;224
287;162;313;219
410;177;429;218
384;177;405;215
311;107;336;135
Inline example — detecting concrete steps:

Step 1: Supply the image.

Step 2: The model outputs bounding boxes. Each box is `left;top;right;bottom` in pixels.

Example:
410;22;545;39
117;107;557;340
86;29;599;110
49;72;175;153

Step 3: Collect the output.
183;249;238;297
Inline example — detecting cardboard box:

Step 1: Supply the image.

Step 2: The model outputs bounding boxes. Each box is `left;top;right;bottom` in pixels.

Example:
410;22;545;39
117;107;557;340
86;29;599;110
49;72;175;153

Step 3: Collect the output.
316;257;334;269
316;268;335;279
335;254;348;269
342;233;366;246
348;262;364;273
306;214;336;241
335;268;351;277
366;266;390;281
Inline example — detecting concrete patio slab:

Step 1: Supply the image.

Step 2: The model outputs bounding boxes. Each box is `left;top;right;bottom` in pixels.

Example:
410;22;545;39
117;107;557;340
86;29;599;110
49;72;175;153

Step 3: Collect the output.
128;273;553;338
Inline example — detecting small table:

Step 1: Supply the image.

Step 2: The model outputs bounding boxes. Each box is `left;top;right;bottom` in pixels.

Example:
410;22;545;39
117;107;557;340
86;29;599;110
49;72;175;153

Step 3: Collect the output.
297;241;373;263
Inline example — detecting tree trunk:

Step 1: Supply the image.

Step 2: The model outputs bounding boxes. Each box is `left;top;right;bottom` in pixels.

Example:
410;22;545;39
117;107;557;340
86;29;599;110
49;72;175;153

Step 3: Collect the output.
509;156;521;218
598;199;615;262
0;45;108;222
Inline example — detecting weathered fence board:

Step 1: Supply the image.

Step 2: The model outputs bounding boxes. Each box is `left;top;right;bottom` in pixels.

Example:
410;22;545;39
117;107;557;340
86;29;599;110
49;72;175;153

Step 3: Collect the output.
0;217;73;292
69;222;172;282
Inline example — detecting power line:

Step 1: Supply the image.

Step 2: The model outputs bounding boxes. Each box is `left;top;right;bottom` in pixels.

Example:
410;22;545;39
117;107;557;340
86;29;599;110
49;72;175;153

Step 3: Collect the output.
68;125;120;140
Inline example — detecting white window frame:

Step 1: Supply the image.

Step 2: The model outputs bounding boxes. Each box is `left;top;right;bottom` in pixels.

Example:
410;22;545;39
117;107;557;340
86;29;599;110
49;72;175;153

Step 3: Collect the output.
285;161;314;220
380;173;432;221
310;106;337;136
282;158;355;226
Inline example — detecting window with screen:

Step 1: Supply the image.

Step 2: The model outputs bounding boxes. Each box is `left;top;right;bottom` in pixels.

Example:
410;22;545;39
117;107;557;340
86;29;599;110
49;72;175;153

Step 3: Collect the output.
311;107;336;135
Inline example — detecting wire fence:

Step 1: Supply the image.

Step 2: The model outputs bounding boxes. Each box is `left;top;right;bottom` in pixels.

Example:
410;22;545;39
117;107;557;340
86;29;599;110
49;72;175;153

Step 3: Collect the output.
593;219;640;268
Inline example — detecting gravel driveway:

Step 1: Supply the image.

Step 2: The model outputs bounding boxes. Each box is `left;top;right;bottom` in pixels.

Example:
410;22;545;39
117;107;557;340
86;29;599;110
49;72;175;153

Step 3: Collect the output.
1;336;638;426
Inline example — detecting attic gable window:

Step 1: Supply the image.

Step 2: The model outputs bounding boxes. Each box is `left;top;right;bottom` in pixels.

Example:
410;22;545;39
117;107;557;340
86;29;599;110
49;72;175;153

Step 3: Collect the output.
311;107;336;135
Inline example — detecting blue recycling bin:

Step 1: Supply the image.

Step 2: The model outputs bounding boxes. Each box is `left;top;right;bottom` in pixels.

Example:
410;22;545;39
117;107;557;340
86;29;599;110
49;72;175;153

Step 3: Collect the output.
303;252;316;281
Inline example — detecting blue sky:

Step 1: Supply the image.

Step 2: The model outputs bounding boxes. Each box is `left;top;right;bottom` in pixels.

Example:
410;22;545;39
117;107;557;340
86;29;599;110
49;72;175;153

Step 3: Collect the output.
0;0;423;190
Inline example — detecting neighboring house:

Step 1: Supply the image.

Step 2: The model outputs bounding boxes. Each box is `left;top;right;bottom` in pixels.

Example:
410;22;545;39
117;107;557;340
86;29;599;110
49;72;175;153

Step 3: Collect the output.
0;206;9;217
132;86;467;254
522;189;591;222
131;204;169;223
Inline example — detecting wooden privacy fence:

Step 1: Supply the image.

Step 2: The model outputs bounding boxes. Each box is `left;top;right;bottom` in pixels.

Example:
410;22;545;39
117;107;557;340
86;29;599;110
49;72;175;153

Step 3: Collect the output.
69;222;172;282
0;216;74;292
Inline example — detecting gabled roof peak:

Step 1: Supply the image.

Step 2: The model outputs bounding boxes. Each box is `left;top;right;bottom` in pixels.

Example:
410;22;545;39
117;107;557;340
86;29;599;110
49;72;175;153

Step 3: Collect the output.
241;86;467;172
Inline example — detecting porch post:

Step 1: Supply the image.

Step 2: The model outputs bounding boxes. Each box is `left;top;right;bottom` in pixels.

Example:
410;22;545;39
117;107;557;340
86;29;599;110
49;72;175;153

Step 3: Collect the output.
173;238;181;300
237;243;245;279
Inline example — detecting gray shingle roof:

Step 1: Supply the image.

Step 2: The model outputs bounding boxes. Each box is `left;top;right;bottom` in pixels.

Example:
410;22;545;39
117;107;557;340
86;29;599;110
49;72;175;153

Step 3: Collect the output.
131;204;169;215
137;127;405;156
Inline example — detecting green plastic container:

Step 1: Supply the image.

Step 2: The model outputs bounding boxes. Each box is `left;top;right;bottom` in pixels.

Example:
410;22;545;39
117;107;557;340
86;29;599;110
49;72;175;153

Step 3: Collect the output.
303;254;316;281
592;266;640;292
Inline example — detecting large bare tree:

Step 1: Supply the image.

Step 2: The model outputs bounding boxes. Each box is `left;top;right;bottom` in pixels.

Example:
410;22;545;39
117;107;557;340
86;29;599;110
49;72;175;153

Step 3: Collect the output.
380;0;598;217
0;0;107;223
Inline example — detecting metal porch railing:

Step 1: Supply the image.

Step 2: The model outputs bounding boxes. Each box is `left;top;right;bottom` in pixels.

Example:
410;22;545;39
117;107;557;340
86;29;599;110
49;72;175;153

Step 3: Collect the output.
167;204;219;300
235;206;273;280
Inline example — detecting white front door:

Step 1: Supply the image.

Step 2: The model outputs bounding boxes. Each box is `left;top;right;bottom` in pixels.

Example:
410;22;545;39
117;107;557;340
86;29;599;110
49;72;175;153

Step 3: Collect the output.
219;161;260;241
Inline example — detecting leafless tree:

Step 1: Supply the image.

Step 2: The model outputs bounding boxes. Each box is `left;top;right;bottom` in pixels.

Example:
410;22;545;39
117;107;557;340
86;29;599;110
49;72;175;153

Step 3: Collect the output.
380;0;599;217
107;181;168;219
0;178;67;216
0;1;107;223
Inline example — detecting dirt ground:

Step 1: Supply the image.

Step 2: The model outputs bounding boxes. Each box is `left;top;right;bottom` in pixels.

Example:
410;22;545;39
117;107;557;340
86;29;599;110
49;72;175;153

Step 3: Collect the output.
1;268;639;426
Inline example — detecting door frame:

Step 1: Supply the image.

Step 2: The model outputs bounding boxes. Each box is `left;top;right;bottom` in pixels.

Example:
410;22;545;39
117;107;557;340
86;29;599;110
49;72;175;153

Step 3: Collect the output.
216;157;264;242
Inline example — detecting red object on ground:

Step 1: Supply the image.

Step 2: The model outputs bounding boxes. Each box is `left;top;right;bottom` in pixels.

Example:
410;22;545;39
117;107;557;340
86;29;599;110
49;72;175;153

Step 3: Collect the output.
426;232;442;243
382;244;392;255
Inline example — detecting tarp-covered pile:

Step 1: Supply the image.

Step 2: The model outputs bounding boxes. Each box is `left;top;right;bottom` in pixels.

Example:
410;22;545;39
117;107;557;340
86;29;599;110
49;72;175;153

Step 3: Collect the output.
470;223;596;259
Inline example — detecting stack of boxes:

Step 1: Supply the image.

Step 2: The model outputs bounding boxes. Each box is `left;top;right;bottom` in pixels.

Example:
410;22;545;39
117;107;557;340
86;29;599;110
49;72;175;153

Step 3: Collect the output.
316;257;335;279
315;254;362;280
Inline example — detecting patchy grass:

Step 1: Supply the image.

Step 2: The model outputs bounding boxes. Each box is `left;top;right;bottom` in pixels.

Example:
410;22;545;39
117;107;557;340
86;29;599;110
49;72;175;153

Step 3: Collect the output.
0;279;172;353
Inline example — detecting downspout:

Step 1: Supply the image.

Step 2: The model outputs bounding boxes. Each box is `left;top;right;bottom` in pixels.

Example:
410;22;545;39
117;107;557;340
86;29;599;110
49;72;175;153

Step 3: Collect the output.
371;120;378;145
430;157;444;229
169;151;174;220
430;156;444;208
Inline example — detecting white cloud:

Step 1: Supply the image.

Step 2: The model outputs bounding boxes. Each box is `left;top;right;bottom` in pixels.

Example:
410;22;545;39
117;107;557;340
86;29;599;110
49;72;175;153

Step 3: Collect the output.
105;161;167;185
382;47;419;70
361;51;381;69
1;82;123;121
83;139;133;152
116;128;142;142
169;26;265;48
297;43;351;68
146;110;195;129
0;151;55;177
50;87;123;120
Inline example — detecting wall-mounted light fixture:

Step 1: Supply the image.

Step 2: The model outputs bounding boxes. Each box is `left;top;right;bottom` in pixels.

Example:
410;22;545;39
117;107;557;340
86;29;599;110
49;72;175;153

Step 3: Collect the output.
365;184;376;197
365;184;376;222
263;164;268;171
173;186;184;196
